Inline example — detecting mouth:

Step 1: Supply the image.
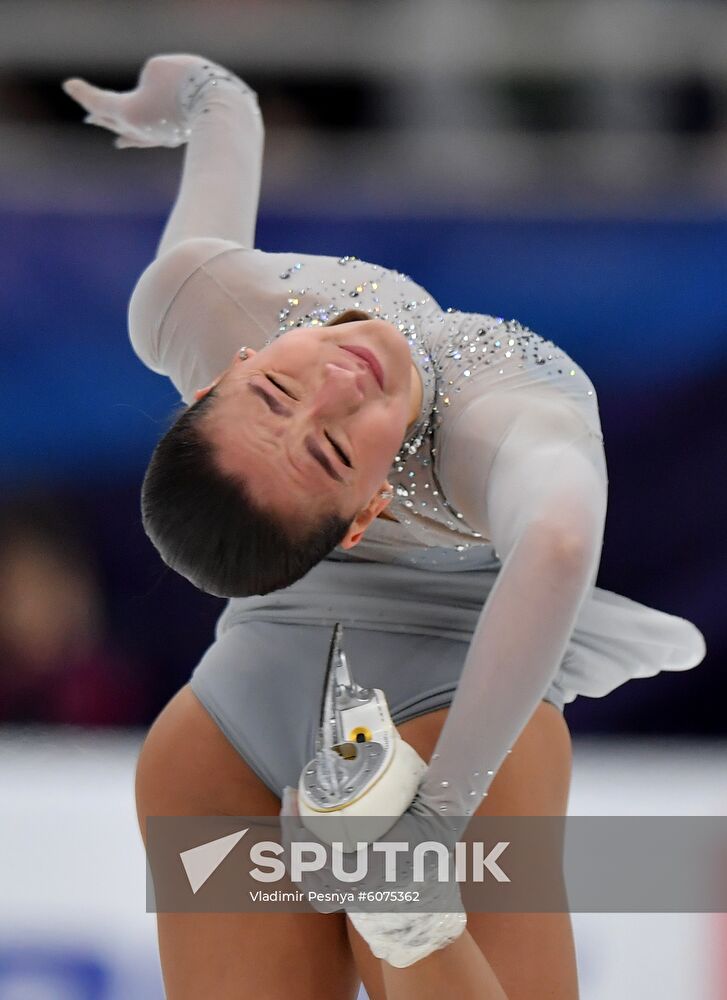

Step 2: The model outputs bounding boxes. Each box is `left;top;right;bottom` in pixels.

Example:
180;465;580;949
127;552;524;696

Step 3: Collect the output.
340;345;385;390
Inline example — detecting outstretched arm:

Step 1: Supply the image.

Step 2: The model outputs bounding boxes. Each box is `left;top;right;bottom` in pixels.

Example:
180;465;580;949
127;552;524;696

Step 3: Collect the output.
64;55;266;380
419;397;607;822
63;54;264;254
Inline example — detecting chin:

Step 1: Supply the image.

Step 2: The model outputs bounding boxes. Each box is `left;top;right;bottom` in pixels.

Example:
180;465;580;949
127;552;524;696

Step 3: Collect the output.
369;320;413;370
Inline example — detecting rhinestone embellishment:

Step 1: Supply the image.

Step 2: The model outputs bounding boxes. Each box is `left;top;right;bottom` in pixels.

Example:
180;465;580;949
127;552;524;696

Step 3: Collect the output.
268;256;600;552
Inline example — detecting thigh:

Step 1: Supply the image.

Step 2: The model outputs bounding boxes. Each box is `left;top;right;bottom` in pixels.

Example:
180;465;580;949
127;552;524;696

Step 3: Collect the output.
345;700;579;1000
136;685;360;1000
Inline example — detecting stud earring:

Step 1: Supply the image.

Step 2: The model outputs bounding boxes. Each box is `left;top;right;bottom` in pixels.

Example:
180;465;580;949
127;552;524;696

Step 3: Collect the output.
238;345;250;360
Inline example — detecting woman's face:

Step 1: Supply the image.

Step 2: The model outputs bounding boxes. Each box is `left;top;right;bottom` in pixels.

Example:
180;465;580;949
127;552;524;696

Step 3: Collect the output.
196;315;419;547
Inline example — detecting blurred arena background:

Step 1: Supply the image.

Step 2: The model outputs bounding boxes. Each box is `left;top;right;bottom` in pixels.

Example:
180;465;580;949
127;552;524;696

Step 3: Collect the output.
0;1;725;997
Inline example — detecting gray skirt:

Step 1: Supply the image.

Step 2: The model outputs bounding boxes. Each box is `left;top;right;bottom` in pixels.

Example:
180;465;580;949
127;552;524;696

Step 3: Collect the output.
190;549;705;797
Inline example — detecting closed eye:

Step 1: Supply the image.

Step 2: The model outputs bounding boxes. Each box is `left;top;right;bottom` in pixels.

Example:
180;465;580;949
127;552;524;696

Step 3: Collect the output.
325;432;352;468
264;373;353;469
266;374;296;399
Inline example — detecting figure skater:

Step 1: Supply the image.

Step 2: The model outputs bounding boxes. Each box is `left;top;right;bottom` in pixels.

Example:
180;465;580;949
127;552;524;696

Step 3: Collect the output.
63;54;706;999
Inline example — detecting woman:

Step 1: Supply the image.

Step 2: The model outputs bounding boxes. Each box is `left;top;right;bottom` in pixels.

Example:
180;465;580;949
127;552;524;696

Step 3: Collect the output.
64;55;705;999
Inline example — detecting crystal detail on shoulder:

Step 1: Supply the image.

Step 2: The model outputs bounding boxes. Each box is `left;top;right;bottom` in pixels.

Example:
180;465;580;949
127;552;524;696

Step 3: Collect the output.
267;255;599;558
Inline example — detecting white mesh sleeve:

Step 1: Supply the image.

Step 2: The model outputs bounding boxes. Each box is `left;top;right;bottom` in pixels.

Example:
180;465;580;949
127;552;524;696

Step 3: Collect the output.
152;60;264;255
126;237;240;376
63;54;264;253
64;55;265;378
418;396;608;829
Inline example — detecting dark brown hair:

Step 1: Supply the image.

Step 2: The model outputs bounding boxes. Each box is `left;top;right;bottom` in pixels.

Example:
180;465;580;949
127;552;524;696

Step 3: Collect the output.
140;392;354;597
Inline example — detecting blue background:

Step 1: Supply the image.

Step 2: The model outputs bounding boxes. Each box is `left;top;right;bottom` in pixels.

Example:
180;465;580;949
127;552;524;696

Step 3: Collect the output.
3;210;724;732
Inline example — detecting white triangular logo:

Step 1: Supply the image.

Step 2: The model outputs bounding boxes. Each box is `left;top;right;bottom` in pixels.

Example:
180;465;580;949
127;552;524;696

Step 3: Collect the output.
180;828;248;894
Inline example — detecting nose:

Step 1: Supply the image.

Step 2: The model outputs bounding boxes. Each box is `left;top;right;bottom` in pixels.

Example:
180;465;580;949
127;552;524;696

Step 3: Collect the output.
308;361;365;420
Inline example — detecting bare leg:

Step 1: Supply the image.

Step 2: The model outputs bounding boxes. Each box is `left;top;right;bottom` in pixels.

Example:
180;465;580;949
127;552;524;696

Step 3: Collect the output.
381;931;507;1000
136;685;360;1000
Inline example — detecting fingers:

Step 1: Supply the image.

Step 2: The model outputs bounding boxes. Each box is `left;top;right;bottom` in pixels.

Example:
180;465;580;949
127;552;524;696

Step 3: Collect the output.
279;787;342;912
63;77;127;141
84;113;116;129
62;77;114;113
280;785;299;817
114;135;156;149
279;786;307;852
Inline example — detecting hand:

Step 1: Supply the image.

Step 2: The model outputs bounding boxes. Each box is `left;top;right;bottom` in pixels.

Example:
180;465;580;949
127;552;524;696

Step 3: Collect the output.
62;54;255;149
280;785;462;906
279;786;345;914
279;784;467;965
